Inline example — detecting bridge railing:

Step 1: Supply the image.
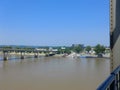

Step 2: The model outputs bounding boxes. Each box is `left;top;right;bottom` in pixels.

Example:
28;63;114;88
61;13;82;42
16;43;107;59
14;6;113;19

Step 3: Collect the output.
97;65;120;90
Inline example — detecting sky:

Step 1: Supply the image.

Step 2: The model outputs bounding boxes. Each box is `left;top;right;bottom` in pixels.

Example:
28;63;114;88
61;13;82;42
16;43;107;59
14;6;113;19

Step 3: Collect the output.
0;0;109;46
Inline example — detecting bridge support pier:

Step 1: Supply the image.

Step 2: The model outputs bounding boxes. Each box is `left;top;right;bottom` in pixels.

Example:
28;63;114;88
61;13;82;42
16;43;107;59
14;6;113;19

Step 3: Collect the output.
20;52;25;59
34;52;38;58
21;55;24;59
3;56;8;61
3;52;8;61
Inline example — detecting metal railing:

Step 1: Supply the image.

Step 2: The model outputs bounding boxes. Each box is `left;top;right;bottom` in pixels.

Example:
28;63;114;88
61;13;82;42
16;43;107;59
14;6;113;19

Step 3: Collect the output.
97;65;120;90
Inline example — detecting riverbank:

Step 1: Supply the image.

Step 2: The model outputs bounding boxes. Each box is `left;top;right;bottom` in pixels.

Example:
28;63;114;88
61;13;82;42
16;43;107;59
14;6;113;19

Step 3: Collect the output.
79;54;110;59
66;53;110;59
0;51;110;59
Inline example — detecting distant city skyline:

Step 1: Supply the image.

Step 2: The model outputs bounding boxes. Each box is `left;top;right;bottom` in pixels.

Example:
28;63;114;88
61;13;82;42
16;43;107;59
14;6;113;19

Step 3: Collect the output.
0;0;109;46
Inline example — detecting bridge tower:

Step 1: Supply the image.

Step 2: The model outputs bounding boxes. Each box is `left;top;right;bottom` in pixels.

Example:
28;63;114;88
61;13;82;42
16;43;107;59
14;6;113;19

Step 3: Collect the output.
110;0;120;71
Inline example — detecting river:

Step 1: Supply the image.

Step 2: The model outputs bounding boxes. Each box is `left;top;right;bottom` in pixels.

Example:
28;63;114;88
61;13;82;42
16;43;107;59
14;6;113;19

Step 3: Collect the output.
0;56;110;90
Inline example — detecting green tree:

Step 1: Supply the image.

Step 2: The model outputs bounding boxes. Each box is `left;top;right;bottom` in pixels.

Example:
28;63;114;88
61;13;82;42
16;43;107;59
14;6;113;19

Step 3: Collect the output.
94;44;105;54
73;45;83;53
64;47;71;54
2;46;12;49
57;48;63;54
85;46;91;53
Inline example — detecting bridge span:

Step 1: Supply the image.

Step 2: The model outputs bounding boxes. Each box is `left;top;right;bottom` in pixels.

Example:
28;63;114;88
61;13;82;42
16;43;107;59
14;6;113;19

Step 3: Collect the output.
0;48;57;60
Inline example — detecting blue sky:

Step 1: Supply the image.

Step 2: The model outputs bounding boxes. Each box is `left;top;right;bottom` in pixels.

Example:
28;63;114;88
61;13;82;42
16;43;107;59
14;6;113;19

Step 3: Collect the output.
0;0;109;46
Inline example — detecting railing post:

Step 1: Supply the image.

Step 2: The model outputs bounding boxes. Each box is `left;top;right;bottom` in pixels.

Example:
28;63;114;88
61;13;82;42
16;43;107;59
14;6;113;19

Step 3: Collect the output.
119;71;120;89
116;73;118;89
110;80;115;90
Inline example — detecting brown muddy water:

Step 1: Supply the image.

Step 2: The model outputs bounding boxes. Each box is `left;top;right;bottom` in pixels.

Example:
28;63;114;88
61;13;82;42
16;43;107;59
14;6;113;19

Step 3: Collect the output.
0;56;110;90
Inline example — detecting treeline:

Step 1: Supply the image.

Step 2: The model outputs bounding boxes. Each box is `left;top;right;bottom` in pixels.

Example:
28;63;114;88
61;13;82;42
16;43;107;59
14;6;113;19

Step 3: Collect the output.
0;44;110;55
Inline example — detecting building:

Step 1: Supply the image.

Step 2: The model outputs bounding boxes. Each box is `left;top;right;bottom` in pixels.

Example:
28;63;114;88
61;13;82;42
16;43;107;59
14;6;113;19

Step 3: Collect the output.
72;44;84;48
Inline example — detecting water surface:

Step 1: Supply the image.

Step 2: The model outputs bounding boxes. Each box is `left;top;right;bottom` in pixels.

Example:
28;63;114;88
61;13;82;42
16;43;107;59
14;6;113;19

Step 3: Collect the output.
0;56;110;90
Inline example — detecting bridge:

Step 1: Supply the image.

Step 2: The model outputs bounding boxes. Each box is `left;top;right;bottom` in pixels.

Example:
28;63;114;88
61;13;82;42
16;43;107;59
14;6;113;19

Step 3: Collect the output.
0;48;58;60
97;0;120;89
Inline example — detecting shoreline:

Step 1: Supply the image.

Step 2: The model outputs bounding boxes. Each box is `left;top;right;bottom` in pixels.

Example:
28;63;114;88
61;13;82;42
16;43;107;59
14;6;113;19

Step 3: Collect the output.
0;52;110;59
